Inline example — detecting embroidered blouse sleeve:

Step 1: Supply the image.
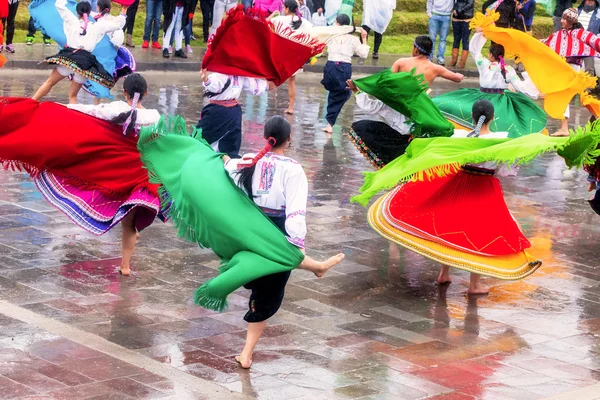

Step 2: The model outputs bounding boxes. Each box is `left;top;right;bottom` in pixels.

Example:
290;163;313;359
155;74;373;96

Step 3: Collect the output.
352;36;370;59
284;164;308;248
67;102;125;121
55;0;79;26
203;73;229;92
94;12;127;34
469;32;488;68
506;68;540;99
241;77;269;96
355;92;385;114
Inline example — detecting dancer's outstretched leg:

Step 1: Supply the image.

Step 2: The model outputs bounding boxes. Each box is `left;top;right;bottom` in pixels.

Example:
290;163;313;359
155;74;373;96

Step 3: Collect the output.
298;253;344;278
236;320;267;369
32;69;65;101
120;210;138;276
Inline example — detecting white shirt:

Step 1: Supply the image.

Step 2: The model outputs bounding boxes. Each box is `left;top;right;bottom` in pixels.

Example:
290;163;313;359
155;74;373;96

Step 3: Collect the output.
91;13;125;47
312;12;327;26
470;32;540;99
580;10;594;31
68;101;161;128
326;34;370;63
225;153;308;248
56;0;126;52
203;73;269;101
355;92;410;134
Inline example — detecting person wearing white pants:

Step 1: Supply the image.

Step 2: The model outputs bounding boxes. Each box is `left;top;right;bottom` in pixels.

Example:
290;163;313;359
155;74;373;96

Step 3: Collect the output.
210;0;237;36
163;0;192;58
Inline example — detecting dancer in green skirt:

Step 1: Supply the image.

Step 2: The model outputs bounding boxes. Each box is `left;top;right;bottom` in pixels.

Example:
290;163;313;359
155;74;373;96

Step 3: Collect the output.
433;30;548;138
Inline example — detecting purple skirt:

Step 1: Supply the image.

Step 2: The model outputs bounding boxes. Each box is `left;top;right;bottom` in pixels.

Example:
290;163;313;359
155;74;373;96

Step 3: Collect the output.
114;46;136;80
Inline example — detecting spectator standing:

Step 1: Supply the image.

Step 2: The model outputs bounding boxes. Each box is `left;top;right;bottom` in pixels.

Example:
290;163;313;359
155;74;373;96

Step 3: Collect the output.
142;0;163;48
210;0;237;36
361;0;395;59
123;0;139;47
163;0;193;58
578;0;600;75
516;0;536;33
200;0;214;41
450;0;474;68
298;0;312;21
184;0;198;53
1;0;18;53
553;0;574;31
26;16;52;45
427;0;453;65
482;0;518;28
312;7;326;25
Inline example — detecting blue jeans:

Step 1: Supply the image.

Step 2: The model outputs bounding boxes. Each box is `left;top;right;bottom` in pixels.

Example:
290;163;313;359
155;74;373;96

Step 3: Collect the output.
184;18;193;46
144;0;163;42
241;0;252;9
428;14;451;63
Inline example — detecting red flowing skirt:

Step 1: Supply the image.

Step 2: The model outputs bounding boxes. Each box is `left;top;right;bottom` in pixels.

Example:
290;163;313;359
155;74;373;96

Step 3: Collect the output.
383;170;531;256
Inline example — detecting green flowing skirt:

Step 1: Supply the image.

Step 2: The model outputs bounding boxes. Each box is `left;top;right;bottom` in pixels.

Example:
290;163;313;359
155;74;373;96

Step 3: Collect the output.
432;88;548;138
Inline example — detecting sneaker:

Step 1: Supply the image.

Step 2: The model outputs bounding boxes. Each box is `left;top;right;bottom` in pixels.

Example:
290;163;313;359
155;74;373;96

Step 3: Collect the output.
26;36;34;45
6;44;14;53
186;44;193;53
44;38;51;46
168;47;173;54
162;48;170;58
190;34;196;41
174;49;188;59
372;52;379;59
151;41;161;49
142;40;149;49
437;59;445;66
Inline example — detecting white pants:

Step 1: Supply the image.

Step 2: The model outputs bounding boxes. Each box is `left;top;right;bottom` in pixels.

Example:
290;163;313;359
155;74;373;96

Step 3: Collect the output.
564;63;581;119
163;6;184;51
210;0;237;36
56;65;87;84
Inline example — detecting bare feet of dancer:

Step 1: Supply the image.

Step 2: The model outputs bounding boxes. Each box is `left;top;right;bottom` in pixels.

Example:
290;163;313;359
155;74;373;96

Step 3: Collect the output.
321;124;333;134
550;129;570;137
284;108;294;115
468;273;489;295
299;253;345;278
437;265;452;284
236;320;267;369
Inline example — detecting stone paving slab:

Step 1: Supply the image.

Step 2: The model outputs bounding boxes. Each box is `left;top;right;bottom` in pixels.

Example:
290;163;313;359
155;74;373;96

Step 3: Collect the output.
0;73;599;399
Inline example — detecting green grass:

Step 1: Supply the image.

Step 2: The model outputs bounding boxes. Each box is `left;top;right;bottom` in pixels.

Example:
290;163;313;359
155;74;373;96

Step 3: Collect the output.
8;0;553;54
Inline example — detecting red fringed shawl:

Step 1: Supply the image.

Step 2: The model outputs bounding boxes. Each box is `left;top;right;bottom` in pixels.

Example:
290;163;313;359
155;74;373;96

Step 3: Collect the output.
0;97;158;199
202;5;325;86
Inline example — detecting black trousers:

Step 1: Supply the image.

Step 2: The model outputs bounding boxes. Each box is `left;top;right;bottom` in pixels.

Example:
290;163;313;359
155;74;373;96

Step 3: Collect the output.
200;0;215;41
361;25;383;54
123;0;140;35
2;0;19;45
27;16;50;39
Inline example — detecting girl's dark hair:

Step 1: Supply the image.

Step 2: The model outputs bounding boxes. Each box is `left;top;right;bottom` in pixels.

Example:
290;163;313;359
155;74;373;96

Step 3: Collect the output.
472;100;495;129
111;73;148;135
570;22;584;30
76;1;92;35
489;43;507;81
414;35;433;56
97;0;111;16
336;13;351;26
283;0;302;30
237;116;292;198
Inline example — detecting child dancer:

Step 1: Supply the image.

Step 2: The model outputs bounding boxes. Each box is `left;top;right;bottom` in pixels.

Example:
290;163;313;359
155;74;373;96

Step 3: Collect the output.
31;0;128;104
223;116;345;368
197;69;274;157
321;13;369;134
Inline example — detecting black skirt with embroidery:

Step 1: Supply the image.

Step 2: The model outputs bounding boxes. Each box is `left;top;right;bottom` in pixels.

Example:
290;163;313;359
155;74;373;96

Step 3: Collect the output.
346;120;411;170
45;47;116;88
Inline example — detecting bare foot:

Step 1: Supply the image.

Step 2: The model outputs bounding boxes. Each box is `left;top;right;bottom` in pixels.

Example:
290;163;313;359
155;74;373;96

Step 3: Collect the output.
235;354;252;369
314;253;345;278
119;265;131;276
284;108;294;115
589;182;597;192
136;232;140;239
467;285;489;295
437;267;452;284
549;129;570;137
321;124;333;134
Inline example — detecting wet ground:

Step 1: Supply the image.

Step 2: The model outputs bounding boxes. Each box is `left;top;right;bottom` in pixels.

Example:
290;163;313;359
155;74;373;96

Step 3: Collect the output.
0;71;599;400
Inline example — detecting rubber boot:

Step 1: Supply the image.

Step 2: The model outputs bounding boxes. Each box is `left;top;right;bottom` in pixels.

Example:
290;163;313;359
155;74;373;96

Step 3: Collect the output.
126;34;135;48
449;48;459;67
458;50;469;69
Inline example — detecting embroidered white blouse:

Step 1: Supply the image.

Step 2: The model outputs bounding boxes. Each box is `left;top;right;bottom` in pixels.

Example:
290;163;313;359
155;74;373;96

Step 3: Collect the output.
91;13;125;47
203;73;269;101
225;153;308;248
326;34;370;63
470;32;540;99
68;101;161;128
355;92;411;134
56;0;126;52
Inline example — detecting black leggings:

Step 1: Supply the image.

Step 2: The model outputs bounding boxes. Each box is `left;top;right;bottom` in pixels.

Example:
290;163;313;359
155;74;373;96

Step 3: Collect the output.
2;1;19;45
28;16;50;39
200;0;215;41
123;0;140;35
452;20;470;50
361;25;383;54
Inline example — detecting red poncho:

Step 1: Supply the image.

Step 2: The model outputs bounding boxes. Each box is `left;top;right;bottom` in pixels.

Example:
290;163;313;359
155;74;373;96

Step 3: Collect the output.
202;5;325;86
0;97;158;199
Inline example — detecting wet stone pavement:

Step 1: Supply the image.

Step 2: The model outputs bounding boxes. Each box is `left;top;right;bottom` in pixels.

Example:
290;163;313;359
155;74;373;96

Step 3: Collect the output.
0;71;600;399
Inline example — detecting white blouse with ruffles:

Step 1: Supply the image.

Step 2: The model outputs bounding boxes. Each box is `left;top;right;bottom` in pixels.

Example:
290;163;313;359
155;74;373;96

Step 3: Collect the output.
225;153;308;248
68;101;160;128
203;73;269;101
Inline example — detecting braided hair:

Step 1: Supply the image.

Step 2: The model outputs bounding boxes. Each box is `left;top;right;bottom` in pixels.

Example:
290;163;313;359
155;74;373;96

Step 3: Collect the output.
469;100;495;137
76;1;92;36
489;43;507;82
96;0;111;18
111;73;148;136
236;116;292;198
283;0;302;30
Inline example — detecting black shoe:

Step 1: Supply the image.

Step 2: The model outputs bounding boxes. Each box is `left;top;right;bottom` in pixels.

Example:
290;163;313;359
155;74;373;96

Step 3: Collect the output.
174;49;188;59
372;52;379;59
162;48;170;58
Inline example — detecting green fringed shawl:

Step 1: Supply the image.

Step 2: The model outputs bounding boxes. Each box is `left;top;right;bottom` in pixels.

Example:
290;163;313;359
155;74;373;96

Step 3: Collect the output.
353;68;455;138
137;116;305;311
352;122;600;206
